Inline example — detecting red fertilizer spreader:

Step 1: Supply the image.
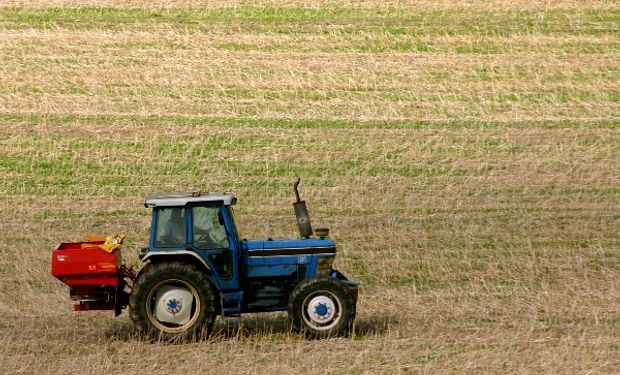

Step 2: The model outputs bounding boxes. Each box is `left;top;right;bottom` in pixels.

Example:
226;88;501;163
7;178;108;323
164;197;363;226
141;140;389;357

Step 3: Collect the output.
51;235;132;314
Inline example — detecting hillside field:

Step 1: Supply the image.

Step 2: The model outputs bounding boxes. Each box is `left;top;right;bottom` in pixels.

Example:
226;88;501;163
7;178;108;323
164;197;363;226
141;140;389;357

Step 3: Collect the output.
0;1;619;373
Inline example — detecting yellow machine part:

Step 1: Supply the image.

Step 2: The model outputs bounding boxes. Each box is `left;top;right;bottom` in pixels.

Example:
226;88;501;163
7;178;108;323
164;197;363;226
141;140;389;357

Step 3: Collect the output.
83;234;126;253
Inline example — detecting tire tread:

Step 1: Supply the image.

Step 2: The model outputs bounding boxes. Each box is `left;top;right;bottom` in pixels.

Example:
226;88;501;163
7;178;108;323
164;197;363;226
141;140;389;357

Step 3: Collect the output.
288;277;356;338
129;261;217;342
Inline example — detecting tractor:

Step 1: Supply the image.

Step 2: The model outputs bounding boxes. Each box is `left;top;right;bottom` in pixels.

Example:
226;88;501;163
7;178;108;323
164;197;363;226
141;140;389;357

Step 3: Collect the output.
51;180;358;340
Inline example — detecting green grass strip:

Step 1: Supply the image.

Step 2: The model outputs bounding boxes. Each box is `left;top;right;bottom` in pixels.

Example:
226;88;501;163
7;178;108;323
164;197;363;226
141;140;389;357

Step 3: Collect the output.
0;7;617;36
1;113;619;129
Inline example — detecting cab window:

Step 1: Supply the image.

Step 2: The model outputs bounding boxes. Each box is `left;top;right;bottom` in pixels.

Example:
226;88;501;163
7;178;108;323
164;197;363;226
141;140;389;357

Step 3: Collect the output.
154;207;186;248
192;206;230;250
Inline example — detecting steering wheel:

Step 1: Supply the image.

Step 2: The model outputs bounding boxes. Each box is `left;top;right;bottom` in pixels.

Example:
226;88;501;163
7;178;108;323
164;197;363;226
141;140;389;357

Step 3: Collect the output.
195;231;220;248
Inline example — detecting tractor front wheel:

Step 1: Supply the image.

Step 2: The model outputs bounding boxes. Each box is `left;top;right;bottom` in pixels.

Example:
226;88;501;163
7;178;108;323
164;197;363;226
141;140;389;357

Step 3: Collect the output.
129;261;217;341
288;277;356;338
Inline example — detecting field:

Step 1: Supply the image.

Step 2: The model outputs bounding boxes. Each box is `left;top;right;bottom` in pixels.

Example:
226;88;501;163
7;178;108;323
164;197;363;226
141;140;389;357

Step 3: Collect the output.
0;0;619;373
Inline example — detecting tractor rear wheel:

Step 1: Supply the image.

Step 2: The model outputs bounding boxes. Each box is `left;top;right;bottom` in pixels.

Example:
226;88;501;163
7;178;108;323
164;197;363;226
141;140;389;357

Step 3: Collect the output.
129;261;217;342
288;277;356;338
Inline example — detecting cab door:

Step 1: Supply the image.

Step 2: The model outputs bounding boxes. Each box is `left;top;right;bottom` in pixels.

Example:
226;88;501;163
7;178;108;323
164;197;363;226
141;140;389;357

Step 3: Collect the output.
189;204;239;291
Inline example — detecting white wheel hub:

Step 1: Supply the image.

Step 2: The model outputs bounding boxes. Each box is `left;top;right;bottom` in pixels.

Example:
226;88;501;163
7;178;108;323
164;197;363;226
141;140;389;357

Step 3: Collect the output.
154;285;194;325
305;295;338;327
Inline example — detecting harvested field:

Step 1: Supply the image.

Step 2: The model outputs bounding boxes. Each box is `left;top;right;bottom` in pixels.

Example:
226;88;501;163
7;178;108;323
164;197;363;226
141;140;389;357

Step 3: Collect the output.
0;1;618;374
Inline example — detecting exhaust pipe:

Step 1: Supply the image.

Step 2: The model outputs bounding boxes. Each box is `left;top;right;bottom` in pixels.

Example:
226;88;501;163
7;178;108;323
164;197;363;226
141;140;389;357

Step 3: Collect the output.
293;178;313;238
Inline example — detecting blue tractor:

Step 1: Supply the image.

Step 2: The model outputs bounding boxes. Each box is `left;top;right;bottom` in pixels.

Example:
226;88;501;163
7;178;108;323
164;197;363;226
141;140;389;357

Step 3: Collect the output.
53;180;358;340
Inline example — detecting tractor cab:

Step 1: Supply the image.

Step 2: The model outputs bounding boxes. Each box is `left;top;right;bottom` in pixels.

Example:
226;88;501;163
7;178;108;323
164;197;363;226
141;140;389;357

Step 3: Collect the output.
143;192;241;291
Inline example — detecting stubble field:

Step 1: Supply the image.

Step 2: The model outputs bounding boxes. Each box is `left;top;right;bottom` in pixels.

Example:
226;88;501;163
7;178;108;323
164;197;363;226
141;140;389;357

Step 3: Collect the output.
0;1;618;373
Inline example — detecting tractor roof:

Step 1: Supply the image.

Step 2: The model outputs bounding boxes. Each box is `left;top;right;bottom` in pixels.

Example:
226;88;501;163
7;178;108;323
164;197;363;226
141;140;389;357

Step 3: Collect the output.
144;192;237;208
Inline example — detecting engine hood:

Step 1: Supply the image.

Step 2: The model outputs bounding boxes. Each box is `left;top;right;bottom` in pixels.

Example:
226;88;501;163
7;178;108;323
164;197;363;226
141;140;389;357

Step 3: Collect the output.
241;238;336;256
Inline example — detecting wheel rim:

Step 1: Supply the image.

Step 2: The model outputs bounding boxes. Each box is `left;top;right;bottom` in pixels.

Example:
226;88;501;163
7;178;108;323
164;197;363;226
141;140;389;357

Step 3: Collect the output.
301;290;342;331
145;279;201;334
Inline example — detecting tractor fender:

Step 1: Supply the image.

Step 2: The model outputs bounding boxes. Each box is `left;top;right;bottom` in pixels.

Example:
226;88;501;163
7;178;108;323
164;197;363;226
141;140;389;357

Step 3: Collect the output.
330;269;359;301
141;250;212;275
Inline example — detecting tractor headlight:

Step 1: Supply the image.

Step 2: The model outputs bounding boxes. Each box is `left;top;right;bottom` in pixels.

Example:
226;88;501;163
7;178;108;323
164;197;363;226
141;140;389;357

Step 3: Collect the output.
316;256;334;276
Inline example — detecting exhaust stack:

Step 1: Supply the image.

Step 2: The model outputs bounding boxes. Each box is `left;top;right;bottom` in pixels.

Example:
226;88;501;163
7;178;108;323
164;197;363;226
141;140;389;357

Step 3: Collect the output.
293;178;313;238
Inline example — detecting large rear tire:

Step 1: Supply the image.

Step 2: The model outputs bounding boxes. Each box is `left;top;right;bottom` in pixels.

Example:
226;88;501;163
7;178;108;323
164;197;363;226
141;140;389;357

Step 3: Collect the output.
129;261;217;342
288;277;356;338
